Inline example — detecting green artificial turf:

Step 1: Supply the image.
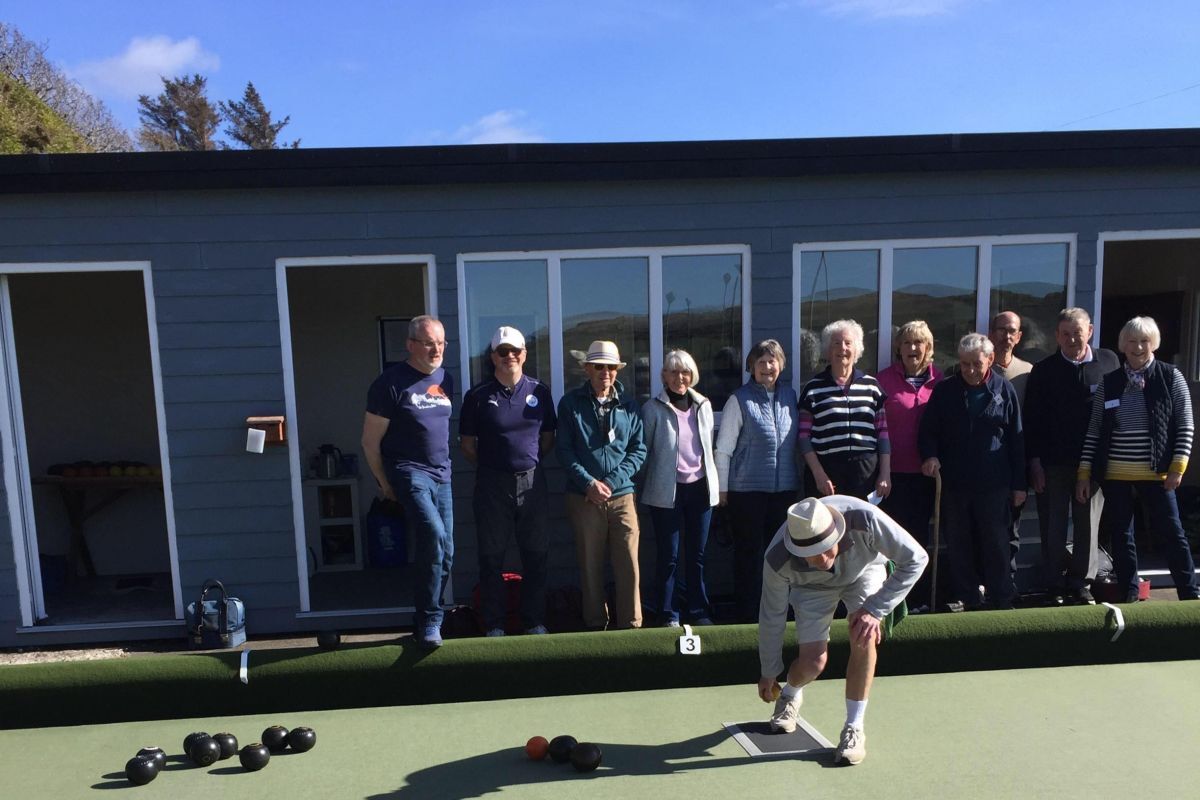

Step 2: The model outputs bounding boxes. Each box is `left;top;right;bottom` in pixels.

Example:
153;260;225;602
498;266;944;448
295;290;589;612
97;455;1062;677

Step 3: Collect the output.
2;602;1196;729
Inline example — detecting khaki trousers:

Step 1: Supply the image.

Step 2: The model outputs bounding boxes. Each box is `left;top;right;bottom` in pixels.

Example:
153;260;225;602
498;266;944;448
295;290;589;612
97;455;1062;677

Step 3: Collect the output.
566;492;642;629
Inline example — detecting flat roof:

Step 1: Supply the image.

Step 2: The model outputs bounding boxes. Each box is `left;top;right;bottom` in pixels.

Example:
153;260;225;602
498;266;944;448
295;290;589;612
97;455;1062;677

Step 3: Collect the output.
2;128;1199;194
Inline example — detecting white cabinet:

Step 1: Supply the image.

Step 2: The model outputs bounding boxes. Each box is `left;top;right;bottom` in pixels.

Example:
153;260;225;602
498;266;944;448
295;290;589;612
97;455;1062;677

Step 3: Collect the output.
304;478;362;571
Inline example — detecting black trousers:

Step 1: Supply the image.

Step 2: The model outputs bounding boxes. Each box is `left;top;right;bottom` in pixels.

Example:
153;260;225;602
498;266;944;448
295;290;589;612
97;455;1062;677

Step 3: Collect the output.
726;490;796;623
941;486;1014;608
473;464;549;630
803;452;877;500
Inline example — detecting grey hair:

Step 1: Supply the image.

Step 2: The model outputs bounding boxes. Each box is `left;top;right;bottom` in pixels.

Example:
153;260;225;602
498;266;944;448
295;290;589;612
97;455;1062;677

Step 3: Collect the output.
821;319;865;362
663;349;700;386
745;339;787;373
1057;307;1092;327
1118;316;1161;351
408;315;442;338
958;332;995;358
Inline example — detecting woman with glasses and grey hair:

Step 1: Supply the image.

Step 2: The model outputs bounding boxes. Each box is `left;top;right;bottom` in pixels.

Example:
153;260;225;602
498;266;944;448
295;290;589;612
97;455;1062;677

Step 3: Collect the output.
1076;316;1198;602
640;350;720;627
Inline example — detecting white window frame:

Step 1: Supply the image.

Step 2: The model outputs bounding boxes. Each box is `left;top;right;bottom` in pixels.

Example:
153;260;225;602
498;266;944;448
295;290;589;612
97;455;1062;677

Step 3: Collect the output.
457;244;752;405
276;254;438;616
792;234;1077;392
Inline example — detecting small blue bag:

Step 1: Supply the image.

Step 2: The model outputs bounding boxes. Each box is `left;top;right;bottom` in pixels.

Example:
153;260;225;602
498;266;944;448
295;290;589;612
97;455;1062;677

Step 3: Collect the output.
187;579;246;649
366;498;407;567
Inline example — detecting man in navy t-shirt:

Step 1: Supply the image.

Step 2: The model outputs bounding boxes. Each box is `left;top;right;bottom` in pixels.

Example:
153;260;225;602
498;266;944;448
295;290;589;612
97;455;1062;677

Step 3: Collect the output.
460;326;557;637
362;315;454;648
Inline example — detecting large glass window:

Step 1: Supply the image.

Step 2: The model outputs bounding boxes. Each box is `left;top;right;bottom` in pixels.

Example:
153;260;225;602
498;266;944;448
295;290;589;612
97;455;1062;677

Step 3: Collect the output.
990;243;1069;363
893;247;977;373
462;259;550;389
561;257;650;402
662;253;743;410
798;249;880;381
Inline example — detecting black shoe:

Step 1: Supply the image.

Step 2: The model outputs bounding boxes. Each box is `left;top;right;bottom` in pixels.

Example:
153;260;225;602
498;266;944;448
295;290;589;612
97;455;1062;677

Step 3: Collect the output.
1122;591;1140;603
1072;586;1096;605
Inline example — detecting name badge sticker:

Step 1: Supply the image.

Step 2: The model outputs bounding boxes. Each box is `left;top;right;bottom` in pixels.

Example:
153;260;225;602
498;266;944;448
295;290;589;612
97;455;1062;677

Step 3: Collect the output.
1104;399;1121;410
608;427;617;444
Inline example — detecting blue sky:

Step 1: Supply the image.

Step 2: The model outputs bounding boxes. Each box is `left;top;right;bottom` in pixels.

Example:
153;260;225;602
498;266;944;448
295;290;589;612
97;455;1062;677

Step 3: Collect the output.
6;1;1199;148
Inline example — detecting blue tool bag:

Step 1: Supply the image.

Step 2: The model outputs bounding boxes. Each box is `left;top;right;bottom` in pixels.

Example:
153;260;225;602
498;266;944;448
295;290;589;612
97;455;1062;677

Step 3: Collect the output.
187;578;247;648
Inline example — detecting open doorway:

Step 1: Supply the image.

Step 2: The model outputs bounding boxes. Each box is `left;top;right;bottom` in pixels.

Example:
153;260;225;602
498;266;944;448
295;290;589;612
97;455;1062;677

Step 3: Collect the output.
2;269;177;626
280;257;435;615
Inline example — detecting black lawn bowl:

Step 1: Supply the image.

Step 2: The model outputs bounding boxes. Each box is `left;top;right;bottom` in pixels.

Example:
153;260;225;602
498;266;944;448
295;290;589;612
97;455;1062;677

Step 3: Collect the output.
317;630;341;650
183;731;210;759
548;735;577;764
189;736;222;767
239;742;271;771
287;726;316;753
213;732;239;760
570;742;603;773
125;754;159;786
261;725;290;754
135;746;166;771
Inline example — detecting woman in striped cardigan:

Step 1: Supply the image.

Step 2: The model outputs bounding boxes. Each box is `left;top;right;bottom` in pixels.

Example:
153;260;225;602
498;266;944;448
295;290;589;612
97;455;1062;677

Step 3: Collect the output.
1076;316;1199;602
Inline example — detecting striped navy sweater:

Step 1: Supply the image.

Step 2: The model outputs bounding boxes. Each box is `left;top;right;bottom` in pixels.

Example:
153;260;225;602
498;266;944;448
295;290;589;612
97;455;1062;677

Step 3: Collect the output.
796;367;890;457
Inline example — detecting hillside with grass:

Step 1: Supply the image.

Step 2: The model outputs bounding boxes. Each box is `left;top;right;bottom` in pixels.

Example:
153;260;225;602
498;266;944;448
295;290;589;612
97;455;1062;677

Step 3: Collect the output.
1;72;90;154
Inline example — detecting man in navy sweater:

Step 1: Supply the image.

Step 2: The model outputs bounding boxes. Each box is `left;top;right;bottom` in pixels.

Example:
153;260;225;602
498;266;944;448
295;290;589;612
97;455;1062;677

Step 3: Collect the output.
1025;308;1119;605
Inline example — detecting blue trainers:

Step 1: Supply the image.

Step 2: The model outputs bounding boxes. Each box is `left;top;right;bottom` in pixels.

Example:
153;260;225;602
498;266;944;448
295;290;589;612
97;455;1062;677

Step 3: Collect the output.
418;625;443;649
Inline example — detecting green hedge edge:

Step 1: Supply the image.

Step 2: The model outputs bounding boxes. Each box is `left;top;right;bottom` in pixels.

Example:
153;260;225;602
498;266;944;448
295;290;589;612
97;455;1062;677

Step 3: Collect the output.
2;603;1197;729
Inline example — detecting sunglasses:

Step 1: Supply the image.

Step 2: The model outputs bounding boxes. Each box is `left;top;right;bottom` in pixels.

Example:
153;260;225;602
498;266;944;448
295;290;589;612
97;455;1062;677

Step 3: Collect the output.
589;364;619;372
494;347;523;358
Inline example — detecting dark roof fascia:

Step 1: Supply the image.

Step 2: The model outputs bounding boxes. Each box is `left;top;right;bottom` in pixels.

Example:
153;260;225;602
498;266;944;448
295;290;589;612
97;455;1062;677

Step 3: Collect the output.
2;128;1199;194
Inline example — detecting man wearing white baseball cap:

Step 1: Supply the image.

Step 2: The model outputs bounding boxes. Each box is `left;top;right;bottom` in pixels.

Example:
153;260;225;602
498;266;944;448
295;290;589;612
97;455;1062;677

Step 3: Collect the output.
757;495;927;765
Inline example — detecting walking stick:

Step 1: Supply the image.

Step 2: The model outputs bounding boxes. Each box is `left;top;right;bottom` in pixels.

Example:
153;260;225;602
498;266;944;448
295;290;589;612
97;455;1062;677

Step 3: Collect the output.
930;470;942;612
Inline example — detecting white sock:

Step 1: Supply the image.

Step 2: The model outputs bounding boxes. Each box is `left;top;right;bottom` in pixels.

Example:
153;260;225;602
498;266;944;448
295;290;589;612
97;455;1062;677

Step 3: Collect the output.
781;683;803;700
845;698;867;729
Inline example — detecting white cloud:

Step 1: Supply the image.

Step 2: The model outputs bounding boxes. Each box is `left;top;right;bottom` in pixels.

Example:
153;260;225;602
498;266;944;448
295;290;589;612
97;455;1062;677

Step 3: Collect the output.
800;0;972;18
451;110;545;144
72;36;220;99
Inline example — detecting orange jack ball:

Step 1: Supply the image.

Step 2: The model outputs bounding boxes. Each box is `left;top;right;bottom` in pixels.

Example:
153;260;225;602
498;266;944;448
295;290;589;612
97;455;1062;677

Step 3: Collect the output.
526;735;549;760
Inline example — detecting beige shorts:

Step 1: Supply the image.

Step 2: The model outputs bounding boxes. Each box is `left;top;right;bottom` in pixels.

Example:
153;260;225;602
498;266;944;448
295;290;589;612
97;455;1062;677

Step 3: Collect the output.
790;563;887;644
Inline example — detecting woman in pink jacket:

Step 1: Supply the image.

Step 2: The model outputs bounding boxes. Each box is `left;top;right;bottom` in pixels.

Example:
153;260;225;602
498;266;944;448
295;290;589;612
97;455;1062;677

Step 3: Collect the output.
877;320;942;608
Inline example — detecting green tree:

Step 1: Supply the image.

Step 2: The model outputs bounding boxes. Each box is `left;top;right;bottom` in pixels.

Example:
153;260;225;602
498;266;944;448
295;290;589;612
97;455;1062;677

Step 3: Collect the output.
137;74;220;151
1;22;131;151
220;82;298;149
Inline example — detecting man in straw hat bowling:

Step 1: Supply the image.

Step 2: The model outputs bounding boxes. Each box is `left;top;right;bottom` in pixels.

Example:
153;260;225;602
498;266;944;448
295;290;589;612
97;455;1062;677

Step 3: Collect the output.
758;495;927;765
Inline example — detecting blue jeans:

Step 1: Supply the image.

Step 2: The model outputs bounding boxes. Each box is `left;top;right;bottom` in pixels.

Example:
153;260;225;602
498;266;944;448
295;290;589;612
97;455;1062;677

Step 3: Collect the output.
1101;480;1199;600
392;469;454;628
649;480;714;623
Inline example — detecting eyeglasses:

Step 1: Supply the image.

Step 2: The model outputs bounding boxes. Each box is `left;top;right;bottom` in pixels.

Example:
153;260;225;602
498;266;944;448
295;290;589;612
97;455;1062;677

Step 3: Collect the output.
494;347;523;358
589;364;619;372
991;327;1020;335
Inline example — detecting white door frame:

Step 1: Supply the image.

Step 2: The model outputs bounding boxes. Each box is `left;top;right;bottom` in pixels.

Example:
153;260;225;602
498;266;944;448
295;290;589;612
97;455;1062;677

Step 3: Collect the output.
276;254;438;615
0;261;182;628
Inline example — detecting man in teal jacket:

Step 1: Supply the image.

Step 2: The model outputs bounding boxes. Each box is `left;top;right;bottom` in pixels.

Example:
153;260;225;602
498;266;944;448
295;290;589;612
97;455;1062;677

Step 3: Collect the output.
556;340;647;629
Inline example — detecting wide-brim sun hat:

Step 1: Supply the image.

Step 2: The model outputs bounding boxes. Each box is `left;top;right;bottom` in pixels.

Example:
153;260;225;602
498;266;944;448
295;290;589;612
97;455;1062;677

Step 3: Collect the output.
582;340;626;368
784;498;846;558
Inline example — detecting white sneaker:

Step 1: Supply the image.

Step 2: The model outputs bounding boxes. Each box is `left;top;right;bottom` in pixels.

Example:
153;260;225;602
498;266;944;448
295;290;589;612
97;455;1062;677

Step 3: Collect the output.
835;724;866;765
769;690;803;733
485;627;505;637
